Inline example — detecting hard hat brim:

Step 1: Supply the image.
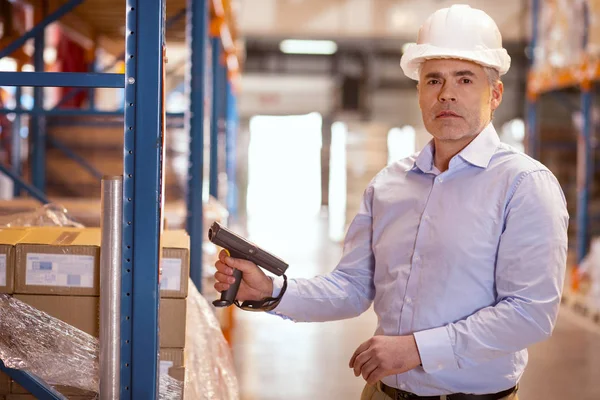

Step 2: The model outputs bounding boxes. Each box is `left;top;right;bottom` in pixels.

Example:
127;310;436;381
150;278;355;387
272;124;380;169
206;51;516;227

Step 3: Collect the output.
400;43;511;81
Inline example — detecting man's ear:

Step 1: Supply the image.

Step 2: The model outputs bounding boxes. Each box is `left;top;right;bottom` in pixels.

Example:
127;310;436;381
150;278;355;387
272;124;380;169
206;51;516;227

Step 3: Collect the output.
491;81;504;111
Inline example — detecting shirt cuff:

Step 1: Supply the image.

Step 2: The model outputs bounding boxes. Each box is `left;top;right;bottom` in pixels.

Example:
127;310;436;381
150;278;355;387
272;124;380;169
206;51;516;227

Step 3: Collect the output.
413;326;459;373
271;275;285;297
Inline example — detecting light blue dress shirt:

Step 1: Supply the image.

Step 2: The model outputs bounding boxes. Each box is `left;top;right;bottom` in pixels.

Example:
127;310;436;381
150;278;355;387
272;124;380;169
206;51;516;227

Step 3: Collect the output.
270;123;569;396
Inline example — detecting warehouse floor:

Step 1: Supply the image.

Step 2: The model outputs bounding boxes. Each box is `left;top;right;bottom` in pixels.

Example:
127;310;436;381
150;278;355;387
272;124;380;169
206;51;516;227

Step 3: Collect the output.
231;213;600;400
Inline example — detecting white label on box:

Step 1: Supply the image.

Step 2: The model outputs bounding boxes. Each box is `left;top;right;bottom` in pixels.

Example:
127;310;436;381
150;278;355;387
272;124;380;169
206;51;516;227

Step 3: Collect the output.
160;360;173;376
160;258;182;292
26;253;94;288
0;254;6;286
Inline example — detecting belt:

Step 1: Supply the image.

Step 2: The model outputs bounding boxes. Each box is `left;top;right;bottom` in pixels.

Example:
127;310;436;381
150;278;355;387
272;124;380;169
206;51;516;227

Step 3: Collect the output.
379;382;517;400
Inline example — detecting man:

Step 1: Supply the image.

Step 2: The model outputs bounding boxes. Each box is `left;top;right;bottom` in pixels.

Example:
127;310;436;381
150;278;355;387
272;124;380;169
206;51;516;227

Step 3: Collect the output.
214;4;568;400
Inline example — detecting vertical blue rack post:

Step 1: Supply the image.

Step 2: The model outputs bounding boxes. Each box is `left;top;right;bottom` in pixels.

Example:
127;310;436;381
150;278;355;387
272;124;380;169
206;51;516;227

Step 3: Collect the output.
121;0;165;398
210;36;222;199
186;0;209;290
225;78;238;218
578;85;593;264
526;99;538;159
32;9;47;192
526;0;540;160
12;84;22;197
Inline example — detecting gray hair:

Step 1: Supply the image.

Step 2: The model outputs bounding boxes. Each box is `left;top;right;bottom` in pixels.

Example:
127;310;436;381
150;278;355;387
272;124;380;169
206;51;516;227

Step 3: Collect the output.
483;67;501;120
483;66;500;87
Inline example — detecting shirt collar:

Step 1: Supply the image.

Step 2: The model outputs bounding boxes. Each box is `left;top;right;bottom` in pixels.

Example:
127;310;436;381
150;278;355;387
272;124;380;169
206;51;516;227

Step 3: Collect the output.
411;141;435;173
409;123;500;173
457;123;500;168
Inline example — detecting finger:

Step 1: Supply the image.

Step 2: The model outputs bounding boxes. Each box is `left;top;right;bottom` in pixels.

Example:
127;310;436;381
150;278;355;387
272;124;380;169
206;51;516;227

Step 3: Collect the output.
215;272;235;284
353;352;371;377
215;261;234;275
218;249;230;261
223;256;258;273
350;340;371;368
214;282;230;292
366;367;384;386
361;359;378;382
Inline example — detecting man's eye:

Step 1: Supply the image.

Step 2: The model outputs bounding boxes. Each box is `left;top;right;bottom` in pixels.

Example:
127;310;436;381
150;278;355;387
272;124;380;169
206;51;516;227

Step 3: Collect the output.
427;80;439;85
461;78;472;84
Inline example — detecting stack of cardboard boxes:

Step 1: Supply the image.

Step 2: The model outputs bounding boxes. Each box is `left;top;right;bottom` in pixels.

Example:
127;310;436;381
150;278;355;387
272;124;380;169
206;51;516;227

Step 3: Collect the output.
0;227;190;399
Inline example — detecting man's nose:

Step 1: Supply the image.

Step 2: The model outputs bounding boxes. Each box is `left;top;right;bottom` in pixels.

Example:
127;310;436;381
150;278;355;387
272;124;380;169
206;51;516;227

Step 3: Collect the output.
439;95;457;102
439;85;457;102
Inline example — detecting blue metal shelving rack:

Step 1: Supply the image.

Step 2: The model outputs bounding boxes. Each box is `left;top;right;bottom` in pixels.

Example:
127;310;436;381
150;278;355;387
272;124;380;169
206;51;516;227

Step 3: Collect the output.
0;0;167;397
527;0;594;267
0;0;240;396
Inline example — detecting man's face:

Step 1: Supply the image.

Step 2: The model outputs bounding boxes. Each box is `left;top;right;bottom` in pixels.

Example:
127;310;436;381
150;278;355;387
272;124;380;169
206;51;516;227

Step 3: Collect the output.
417;59;503;143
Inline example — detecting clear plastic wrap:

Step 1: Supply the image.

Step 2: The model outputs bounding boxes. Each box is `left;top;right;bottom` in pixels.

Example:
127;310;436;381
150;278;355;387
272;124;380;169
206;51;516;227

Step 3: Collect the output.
160;374;184;400
0;293;98;391
184;280;239;400
535;0;585;69
0;203;83;228
0;292;185;399
577;237;600;309
587;0;600;56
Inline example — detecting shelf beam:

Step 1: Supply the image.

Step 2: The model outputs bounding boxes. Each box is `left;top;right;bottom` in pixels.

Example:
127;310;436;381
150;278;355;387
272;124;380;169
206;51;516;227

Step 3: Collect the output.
0;0;85;60
0;363;66;400
0;72;125;88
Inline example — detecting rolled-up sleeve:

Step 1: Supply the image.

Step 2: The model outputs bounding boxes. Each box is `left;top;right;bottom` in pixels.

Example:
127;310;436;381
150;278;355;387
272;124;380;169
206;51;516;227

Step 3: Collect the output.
269;183;377;322
413;170;569;371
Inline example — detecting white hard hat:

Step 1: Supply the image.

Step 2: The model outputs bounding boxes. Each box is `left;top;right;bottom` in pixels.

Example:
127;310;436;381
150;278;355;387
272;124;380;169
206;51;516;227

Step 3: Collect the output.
400;4;511;81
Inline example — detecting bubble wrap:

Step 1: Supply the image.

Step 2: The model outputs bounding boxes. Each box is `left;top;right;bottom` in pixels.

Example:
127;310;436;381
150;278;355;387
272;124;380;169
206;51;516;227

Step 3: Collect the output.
0;293;98;391
184;281;239;400
0;203;83;228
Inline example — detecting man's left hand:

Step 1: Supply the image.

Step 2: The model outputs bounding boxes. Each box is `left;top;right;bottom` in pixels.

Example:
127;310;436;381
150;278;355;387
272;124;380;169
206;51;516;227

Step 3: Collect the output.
349;335;422;385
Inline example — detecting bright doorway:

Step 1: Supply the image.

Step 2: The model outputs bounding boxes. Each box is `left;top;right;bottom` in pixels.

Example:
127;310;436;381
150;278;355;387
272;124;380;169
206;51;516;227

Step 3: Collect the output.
247;113;323;220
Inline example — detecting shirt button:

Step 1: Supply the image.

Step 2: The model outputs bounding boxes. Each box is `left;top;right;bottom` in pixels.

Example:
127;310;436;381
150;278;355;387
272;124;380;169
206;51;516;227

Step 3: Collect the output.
437;177;443;183
413;254;420;262
400;383;406;389
406;297;412;304
423;214;430;221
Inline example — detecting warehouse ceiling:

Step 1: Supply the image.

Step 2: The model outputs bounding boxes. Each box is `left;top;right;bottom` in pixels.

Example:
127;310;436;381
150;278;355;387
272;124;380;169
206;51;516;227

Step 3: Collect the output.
236;0;530;118
237;0;530;43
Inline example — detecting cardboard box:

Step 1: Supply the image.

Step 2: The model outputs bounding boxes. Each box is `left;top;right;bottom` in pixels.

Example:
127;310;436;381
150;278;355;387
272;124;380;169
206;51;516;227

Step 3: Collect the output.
11;381;95;398
14;227;189;298
13;295;99;337
160;230;190;299
7;395;93;400
15;295;185;348
160;299;187;348
168;366;185;382
15;228;101;296
0;371;9;394
0;229;29;294
160;348;185;377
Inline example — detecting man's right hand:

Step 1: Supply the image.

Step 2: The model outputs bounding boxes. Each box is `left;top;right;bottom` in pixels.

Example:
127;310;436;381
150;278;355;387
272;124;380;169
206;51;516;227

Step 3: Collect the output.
214;249;274;302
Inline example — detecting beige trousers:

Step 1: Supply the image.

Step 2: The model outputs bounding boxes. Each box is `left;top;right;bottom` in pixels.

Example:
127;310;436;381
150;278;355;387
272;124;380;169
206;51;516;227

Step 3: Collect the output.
360;383;519;400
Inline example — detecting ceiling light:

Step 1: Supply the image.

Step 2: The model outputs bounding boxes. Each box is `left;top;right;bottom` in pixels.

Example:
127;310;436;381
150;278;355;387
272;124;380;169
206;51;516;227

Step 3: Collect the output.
279;40;338;55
